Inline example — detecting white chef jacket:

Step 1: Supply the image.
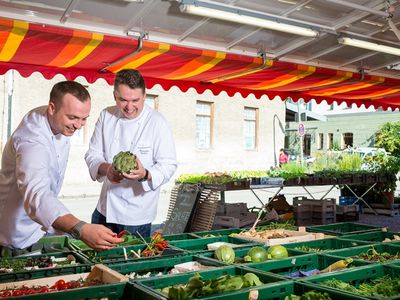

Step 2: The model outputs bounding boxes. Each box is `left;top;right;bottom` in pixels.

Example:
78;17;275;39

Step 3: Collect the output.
0;106;71;249
85;105;177;225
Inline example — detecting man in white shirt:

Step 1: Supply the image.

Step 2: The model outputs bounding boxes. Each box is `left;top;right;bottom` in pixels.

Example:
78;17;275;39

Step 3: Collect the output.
0;81;123;256
85;69;177;238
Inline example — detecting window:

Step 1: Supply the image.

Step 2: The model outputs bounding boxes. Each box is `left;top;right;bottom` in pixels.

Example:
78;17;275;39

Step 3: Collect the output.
244;107;258;150
342;132;353;148
145;94;158;111
317;133;324;150
196;101;213;149
327;133;333;149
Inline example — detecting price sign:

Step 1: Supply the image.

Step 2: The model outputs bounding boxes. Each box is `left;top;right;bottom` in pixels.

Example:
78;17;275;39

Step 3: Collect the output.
298;123;305;137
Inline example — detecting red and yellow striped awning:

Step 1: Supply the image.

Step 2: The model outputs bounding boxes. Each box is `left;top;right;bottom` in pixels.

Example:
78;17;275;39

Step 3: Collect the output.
1;18;400;110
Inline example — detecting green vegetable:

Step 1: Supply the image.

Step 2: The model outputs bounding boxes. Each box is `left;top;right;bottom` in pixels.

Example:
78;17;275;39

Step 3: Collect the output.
267;245;289;259
215;245;235;264
246;246;268;262
112;151;137;173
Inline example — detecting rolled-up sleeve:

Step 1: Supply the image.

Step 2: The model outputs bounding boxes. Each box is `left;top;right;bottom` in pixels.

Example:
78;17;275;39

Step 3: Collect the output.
85;112;107;182
15;140;70;231
142;117;177;192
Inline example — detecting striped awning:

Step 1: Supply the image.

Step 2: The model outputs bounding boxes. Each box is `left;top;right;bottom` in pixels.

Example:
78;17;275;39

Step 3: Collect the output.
1;18;400;110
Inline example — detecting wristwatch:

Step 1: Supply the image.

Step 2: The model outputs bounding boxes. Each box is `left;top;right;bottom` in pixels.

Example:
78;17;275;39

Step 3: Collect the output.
70;221;87;239
138;169;149;182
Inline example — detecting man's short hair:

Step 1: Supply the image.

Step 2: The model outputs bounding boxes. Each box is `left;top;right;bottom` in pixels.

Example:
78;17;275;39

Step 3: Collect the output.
50;81;90;108
114;69;145;94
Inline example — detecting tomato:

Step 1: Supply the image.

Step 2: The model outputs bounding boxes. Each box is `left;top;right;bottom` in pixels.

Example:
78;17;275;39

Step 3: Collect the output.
1;291;12;297
39;286;49;293
12;290;23;296
54;279;67;290
117;230;127;238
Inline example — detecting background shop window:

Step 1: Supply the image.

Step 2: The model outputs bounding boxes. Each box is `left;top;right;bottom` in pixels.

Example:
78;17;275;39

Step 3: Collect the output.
145;94;158;111
327;133;333;149
317;133;324;150
342;132;353;148
196;101;213;149
244;107;258;150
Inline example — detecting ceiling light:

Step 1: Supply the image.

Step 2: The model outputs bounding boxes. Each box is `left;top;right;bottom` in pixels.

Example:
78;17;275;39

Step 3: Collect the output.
338;37;400;57
179;0;318;37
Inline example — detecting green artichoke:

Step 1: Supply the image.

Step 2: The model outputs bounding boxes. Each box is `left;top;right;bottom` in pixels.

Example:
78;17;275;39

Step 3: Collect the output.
112;151;137;173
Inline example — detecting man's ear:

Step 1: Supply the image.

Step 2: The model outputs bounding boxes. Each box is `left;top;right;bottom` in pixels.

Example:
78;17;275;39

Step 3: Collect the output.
48;101;56;116
113;91;118;102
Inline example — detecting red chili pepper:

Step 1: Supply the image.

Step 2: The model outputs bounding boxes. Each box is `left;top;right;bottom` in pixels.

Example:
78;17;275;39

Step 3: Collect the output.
117;230;127;238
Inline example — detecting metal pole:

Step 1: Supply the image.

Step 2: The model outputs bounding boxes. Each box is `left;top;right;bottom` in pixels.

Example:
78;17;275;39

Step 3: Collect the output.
297;99;304;165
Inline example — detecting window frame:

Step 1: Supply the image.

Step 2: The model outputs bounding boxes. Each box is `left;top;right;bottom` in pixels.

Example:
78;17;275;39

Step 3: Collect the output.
243;106;258;150
195;100;214;150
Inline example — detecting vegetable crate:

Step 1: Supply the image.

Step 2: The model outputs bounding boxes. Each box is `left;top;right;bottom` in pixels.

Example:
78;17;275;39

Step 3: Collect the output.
326;243;400;264
128;265;285;300
233;228;326;246
338;229;400;244
0;252;92;283
293;197;336;226
192;228;243;238
306;222;384;236
81;245;185;265
110;254;226;282
284;238;371;254
36;235;74;253
0;264;128;299
245;253;370;280
168;236;260;253
199;245;305;265
302;264;400;300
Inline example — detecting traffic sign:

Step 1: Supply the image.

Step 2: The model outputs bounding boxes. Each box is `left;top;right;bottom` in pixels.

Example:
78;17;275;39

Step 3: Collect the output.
298;123;305;136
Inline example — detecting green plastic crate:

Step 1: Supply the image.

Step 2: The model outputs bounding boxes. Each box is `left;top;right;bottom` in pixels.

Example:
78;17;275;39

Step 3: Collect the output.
201;245;305;265
81;245;185;264
306;222;383;236
339;230;400;244
130;265;285;300
0;252;92;283
110;254;226;281
284;238;371;254
326;243;400;264
192;228;243;238
302;264;400;300
36;235;73;252
245;253;370;280
163;233;201;241
169;236;260;253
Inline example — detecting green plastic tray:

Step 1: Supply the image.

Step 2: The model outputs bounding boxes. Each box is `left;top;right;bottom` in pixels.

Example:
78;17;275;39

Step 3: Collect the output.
284;238;371;254
130;265;285;300
36;235;73;252
169;236;260;253
326;243;400;264
110;254;226;281
302;264;400;300
339;230;400;244
0;252;92;283
306;222;383;236
245;253;370;280
81;245;185;264
192;228;243;238
200;245;305;265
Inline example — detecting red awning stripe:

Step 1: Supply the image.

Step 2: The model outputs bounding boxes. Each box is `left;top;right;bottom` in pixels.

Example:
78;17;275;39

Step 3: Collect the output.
0;19;28;62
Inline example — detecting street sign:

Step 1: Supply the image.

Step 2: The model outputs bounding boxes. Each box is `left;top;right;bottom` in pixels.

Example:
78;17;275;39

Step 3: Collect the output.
298;123;305;137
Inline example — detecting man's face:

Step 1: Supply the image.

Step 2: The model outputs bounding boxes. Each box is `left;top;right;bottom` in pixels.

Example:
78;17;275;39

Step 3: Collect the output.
48;93;91;136
114;84;145;119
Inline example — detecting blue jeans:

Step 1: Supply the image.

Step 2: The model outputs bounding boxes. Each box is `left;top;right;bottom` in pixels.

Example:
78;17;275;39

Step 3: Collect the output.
91;209;151;238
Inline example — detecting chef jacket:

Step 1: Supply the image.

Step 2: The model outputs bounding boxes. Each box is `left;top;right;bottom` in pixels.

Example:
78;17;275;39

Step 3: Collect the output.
0;106;71;249
85;105;177;225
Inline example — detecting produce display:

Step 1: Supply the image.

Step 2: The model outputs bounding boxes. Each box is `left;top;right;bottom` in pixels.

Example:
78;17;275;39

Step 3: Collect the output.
130;232;168;258
112;151;137;173
294;246;323;253
352;246;400;262
382;234;400;242
321;276;400;298
158;272;263;299
214;245;235;264
0;255;77;273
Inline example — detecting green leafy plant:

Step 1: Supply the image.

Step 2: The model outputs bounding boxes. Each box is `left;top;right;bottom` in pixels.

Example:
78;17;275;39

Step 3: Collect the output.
375;121;400;157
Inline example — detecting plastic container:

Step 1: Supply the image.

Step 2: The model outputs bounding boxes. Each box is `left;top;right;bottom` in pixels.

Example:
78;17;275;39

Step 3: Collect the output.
36;235;73;252
130;265;285;300
0;252;92;283
284;238;371;254
110;254;226;281
306;222;383;236
302;264;400;300
245;253;370;280
192;228;243;238
339;229;400;244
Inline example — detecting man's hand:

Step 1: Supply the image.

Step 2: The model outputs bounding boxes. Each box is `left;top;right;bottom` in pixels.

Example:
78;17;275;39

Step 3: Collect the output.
79;224;123;251
122;158;150;181
106;164;124;183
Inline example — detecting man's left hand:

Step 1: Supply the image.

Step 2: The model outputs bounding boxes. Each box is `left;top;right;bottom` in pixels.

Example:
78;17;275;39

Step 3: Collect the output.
122;158;149;181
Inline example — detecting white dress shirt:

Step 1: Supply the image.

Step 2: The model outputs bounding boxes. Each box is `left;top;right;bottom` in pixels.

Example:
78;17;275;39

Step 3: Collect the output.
85;105;177;225
0;106;71;249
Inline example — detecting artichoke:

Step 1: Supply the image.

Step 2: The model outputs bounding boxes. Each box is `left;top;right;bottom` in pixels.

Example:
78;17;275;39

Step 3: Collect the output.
112;151;137;173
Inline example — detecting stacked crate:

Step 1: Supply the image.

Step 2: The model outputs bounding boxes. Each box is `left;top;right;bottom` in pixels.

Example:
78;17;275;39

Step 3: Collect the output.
337;196;360;222
293;196;336;226
212;202;257;229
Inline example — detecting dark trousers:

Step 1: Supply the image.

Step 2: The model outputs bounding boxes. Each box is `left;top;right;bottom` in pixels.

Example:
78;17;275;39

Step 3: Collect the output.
91;209;151;238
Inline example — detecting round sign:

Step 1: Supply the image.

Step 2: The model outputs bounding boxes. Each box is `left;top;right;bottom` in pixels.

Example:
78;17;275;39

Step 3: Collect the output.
298;123;305;137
